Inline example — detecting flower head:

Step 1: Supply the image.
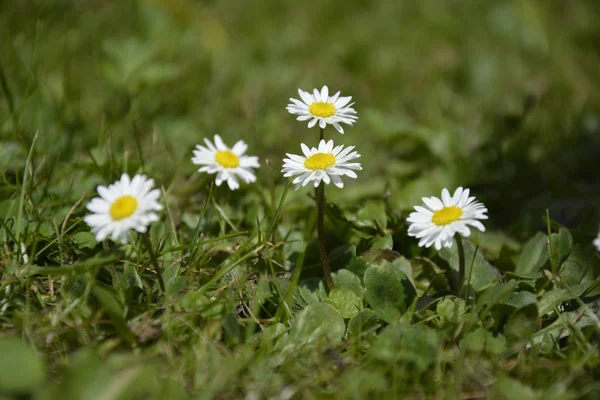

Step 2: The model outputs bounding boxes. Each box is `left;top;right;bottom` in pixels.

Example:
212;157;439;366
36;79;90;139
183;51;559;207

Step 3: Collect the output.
594;229;600;252
286;85;357;133
192;134;260;190
84;174;162;243
407;187;488;250
282;139;362;189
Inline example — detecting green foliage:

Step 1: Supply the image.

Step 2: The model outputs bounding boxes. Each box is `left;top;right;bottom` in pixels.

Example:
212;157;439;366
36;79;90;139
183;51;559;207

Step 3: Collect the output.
364;260;416;322
1;0;600;398
0;338;46;395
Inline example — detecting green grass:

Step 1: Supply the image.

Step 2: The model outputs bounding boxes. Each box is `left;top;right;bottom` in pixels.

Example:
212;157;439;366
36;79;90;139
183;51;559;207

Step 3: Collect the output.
1;0;600;398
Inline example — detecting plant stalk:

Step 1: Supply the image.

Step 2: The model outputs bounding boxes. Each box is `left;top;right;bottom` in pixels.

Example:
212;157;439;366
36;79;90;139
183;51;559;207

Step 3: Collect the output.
315;126;334;290
317;183;334;291
142;232;166;294
455;235;465;296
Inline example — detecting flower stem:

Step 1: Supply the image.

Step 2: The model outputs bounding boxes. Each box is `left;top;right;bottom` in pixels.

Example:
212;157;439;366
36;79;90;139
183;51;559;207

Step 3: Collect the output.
317;183;335;291
142;232;166;294
316;126;334;290
455;235;465;296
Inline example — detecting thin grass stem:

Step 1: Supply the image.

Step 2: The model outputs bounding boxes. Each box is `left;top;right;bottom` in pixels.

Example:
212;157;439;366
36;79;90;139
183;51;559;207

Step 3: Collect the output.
142;232;166;295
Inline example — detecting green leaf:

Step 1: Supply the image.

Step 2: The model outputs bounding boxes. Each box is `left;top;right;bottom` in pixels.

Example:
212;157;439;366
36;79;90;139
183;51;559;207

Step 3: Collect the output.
436;297;467;324
515;232;548;276
460;328;506;355
371;323;439;372
549;228;572;266
91;285;136;344
438;237;501;291
298;277;322;305
325;288;362;319
531;309;600;348
502;291;537;310
0;337;46;393
72;232;97;249
493;376;538;400
364;260;416;322
332;269;364;300
348;309;381;338
537;285;587;316
559;245;600;290
291;303;346;345
354;201;388;231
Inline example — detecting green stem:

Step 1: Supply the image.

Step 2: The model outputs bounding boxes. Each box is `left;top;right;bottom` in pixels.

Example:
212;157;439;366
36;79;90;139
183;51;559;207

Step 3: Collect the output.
142;232;166;294
318;183;334;291
455;235;465;296
316;126;334;290
0;61;15;115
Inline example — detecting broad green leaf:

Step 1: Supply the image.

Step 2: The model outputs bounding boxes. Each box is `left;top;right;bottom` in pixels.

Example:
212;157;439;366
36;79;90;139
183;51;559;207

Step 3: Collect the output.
298;277;321;305
436;297;467;324
0;338;46;393
364;260;416;322
91;285;136;344
460;328;506;355
354;201;388;231
559;246;600;290
291;303;345;345
531;308;600;347
370;233;393;251
502;291;537;310
332;269;364;300
515;232;548;275
549;228;572;266
537;284;588;316
439;237;500;291
72;232;97;249
325;288;362;319
371;323;439;372
475;281;519;310
348;309;381;338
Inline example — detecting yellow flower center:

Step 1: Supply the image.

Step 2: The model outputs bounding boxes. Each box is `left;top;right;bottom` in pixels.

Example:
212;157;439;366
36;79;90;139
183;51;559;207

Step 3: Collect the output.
304;153;336;170
432;206;463;226
309;102;336;118
109;195;138;220
215;150;240;168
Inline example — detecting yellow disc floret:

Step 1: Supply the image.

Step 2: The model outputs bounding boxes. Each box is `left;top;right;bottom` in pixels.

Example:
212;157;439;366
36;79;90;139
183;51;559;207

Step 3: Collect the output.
432;206;463;226
215;150;240;168
309;102;336;118
110;195;138;220
304;153;336;170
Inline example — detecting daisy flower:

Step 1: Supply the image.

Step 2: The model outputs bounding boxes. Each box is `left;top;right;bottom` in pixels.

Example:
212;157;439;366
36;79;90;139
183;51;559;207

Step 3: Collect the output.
282;139;362;189
192;134;260;190
286;85;358;133
594;229;600;252
407;187;488;250
84;174;163;243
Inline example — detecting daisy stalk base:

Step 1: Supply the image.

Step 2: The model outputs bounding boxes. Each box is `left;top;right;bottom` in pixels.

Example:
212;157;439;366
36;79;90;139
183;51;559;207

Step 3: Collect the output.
317;184;335;291
455;235;465;296
142;232;167;294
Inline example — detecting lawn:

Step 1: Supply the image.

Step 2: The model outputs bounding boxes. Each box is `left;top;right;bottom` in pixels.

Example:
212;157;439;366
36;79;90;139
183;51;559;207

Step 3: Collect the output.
1;0;600;398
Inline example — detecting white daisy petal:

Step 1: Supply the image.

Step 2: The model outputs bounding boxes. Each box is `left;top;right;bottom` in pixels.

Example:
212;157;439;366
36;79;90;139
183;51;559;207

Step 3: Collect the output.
320;85;329;101
594;229;600;252
281;139;361;191
407;187;488;250
191;135;260;191
84;174;162;244
286;86;358;133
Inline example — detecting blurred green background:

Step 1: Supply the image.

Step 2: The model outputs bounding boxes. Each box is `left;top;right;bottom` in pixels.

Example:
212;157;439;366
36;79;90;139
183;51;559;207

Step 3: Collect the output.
2;0;600;235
